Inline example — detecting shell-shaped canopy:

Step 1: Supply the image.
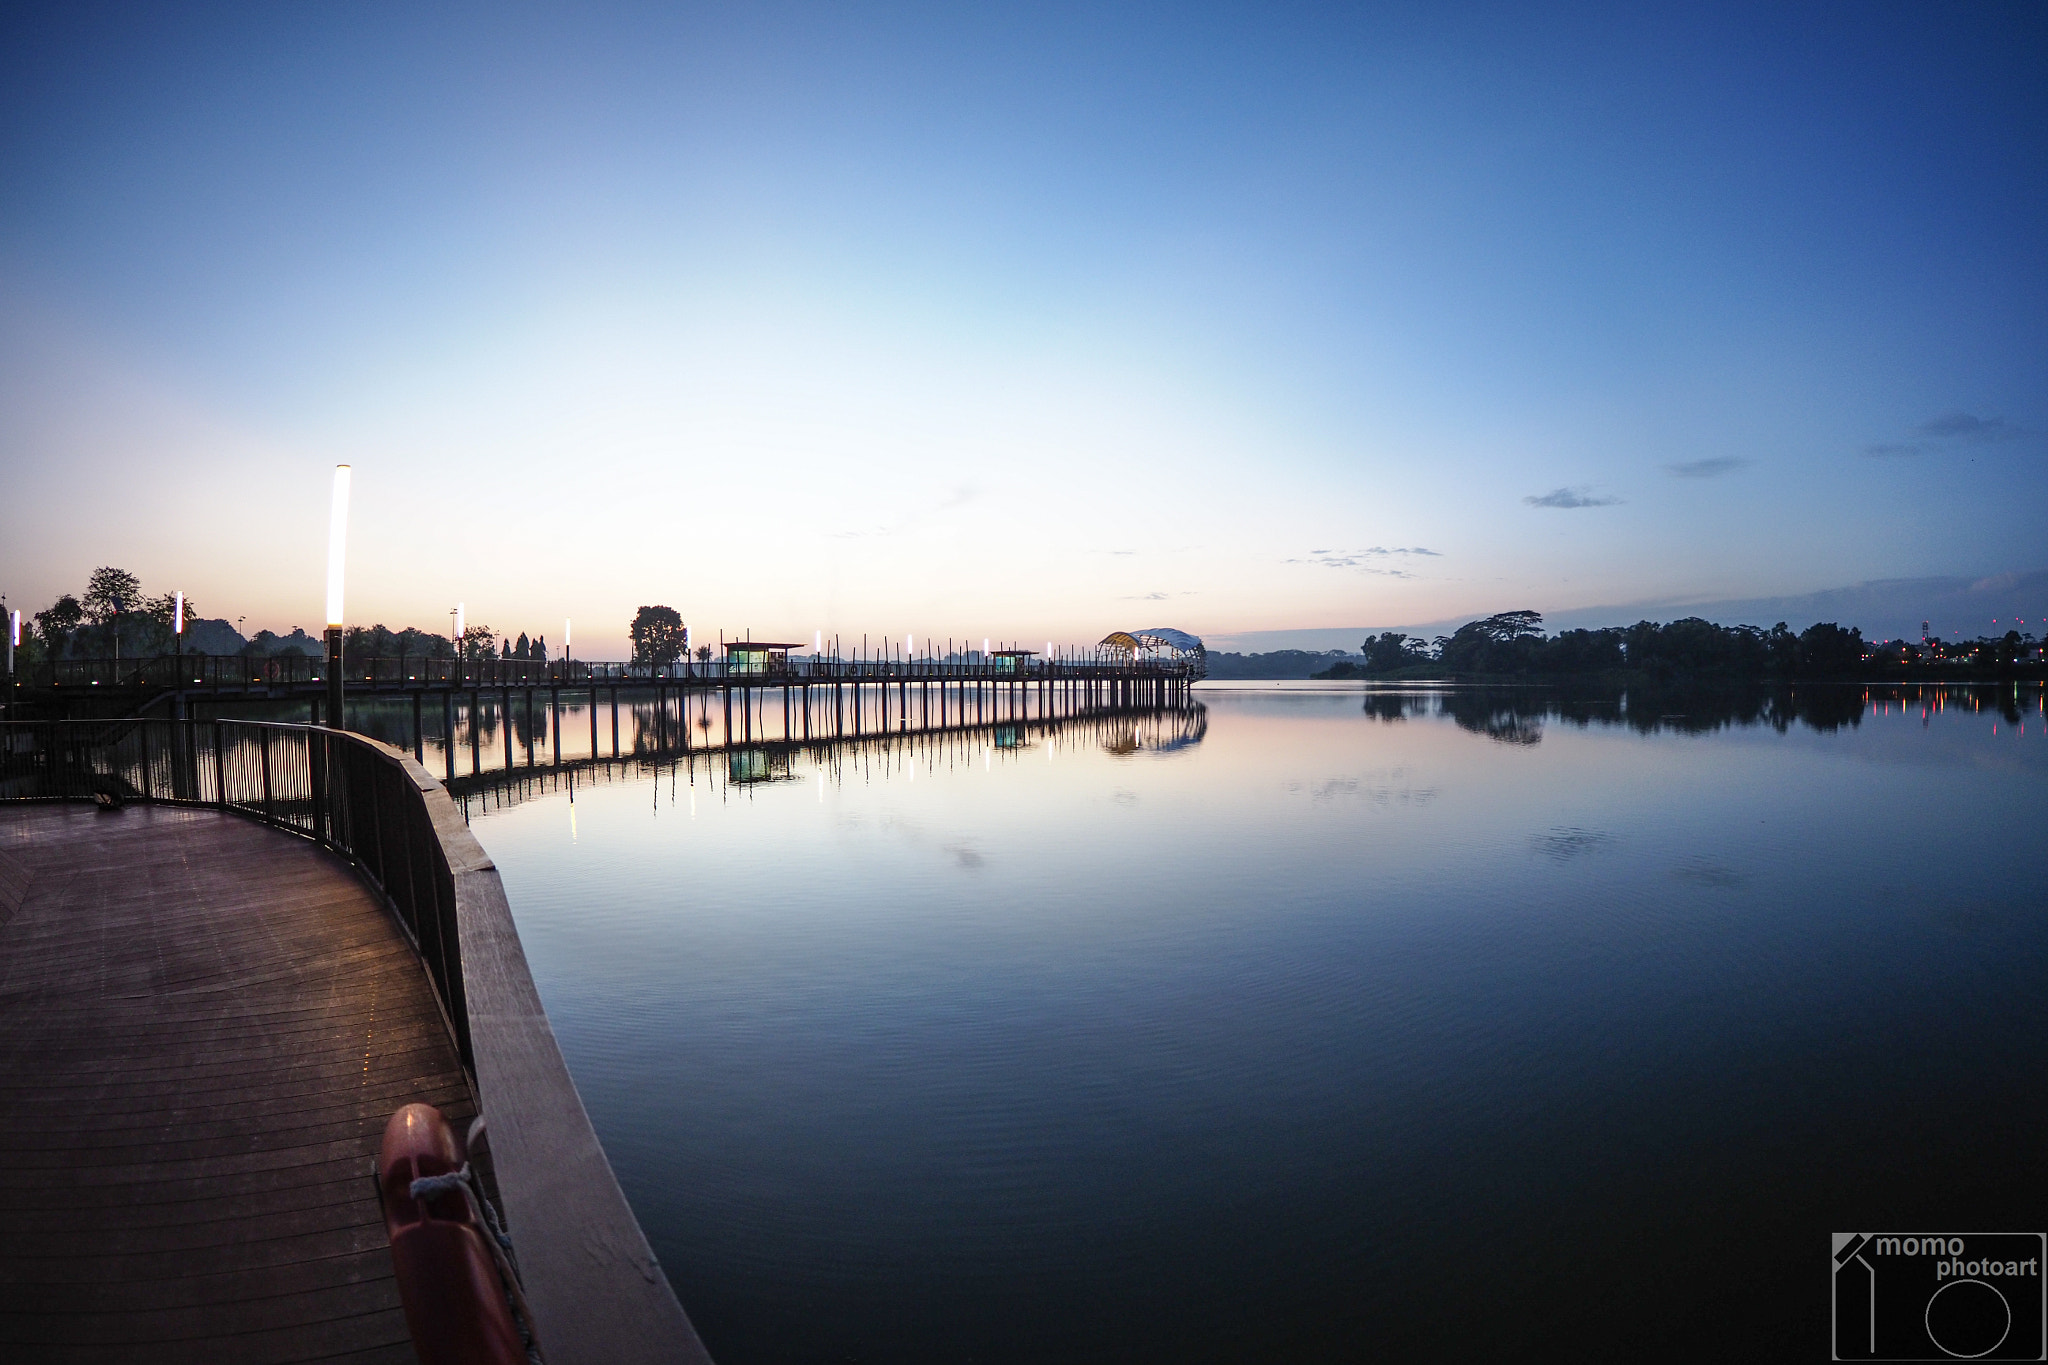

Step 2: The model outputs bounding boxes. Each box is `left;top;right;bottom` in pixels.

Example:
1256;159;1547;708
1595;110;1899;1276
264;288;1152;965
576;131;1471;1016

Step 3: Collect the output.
1132;627;1203;652
1100;628;1204;652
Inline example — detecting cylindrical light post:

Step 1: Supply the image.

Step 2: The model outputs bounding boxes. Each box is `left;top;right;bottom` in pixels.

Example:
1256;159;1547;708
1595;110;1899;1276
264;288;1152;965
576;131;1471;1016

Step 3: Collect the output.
325;465;351;729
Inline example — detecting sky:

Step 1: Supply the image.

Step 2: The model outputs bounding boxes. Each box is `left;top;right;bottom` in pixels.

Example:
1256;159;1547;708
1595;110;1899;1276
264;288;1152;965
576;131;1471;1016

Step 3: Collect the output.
2;2;2044;658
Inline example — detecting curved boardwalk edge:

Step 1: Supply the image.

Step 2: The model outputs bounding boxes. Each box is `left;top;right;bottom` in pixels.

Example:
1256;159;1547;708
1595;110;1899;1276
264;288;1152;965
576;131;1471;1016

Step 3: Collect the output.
383;740;715;1365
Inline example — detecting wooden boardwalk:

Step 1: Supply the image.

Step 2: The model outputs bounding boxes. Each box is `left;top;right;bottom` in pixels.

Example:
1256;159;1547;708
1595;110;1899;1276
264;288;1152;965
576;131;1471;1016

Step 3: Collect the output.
0;803;475;1364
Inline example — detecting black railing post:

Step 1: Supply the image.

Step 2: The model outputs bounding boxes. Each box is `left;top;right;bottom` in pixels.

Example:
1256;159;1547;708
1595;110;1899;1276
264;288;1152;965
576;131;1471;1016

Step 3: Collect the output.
326;628;345;731
309;727;328;848
259;726;274;825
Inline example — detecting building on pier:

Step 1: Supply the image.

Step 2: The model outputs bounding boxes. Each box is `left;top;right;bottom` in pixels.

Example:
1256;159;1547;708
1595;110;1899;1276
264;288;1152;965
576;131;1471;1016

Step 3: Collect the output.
724;641;805;677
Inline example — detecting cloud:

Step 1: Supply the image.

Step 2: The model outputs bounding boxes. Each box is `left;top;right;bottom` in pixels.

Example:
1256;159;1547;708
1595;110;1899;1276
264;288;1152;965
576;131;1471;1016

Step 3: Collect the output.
1866;412;2035;456
1665;457;1747;479
1524;487;1621;509
1914;411;2016;441
1287;546;1441;571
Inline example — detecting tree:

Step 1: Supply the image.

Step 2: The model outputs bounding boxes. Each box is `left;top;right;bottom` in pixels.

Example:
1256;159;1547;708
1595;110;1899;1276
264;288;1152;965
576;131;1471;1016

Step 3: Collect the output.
1361;632;1430;673
460;625;496;660
82;567;141;625
34;596;84;653
1437;611;1546;673
630;606;686;666
514;631;530;659
1795;622;1863;675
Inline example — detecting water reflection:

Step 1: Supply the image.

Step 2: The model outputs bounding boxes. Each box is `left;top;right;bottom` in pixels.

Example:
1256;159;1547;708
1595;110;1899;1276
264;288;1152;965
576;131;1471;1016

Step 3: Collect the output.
1353;681;2029;743
464;682;2045;1363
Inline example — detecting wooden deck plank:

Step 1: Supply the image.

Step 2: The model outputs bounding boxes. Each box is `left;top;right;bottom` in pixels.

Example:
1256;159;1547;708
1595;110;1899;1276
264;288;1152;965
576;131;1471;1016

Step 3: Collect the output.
0;804;472;1361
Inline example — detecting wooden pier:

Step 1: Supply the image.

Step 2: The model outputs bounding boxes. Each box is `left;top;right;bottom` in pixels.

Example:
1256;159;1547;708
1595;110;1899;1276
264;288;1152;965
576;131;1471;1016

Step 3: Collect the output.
0;804;472;1363
0;721;713;1365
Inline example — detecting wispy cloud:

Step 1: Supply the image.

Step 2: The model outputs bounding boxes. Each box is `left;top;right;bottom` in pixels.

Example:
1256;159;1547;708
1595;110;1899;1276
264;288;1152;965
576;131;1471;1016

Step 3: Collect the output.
1915;411;2018;441
1866;411;2034;457
1285;546;1441;577
1524;487;1621;509
1119;590;1196;600
1665;457;1747;479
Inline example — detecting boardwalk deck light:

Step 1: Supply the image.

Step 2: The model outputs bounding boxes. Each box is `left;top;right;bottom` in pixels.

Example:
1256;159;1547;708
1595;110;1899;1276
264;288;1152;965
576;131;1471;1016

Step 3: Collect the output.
325;464;351;728
565;619;571;661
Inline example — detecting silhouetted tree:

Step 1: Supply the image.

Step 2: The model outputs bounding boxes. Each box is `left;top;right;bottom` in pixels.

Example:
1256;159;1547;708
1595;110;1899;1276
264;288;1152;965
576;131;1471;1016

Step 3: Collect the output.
82;567;141;625
630;606;686;667
1361;632;1432;673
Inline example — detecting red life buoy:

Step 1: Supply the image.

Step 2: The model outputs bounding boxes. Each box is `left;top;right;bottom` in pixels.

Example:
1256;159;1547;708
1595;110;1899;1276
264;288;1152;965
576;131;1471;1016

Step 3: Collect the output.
378;1103;529;1365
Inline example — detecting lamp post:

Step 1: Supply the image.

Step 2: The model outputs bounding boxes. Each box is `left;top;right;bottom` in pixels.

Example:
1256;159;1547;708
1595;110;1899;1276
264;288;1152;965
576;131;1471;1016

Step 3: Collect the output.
325;464;351;729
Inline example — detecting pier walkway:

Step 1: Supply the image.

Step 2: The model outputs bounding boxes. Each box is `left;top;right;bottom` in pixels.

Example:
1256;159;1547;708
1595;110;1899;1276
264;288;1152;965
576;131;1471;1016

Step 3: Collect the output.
0;802;472;1362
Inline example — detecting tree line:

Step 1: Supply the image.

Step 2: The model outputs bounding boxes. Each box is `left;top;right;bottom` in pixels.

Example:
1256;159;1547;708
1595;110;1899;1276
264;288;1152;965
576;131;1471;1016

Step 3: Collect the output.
1316;610;1877;679
8;565;662;667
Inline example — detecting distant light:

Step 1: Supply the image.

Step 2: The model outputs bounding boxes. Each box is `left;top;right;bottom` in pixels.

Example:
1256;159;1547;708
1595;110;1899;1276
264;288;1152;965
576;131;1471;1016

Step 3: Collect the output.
906;634;913;653
173;592;184;634
8;610;18;648
456;602;465;637
325;464;351;627
816;629;823;651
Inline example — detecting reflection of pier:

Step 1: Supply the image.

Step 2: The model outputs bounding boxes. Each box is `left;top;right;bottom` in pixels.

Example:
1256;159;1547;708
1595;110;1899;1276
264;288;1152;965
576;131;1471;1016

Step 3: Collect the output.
449;700;1209;815
416;668;1207;796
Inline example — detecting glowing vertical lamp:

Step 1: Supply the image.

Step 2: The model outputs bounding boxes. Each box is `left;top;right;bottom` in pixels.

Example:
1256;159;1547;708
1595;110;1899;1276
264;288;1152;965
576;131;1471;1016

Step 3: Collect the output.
325;464;351;729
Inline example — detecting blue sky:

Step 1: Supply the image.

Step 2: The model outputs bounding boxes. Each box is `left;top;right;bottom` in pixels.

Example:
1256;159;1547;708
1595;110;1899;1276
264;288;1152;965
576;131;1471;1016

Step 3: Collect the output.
2;3;2043;656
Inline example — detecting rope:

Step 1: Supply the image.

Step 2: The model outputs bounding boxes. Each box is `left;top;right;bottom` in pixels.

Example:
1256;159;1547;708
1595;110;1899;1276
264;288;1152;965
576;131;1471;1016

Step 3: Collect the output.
410;1162;545;1365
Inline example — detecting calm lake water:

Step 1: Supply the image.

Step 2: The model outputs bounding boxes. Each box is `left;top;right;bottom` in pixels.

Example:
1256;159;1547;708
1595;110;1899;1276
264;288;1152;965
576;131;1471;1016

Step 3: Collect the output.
462;682;2048;1362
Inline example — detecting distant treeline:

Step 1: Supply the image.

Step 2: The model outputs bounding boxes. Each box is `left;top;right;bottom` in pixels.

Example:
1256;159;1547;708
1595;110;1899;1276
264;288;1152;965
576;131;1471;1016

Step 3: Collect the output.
1309;610;2042;681
12;564;564;666
1357;681;2034;744
1204;649;1359;680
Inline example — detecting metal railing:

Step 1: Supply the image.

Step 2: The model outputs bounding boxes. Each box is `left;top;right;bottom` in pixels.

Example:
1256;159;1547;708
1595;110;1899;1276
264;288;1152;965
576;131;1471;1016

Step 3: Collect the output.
17;651;1197;691
0;719;471;1072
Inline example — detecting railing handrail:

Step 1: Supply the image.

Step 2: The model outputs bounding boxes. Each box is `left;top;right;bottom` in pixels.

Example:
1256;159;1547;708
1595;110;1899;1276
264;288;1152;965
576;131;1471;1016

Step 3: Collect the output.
0;717;712;1363
11;651;1199;691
